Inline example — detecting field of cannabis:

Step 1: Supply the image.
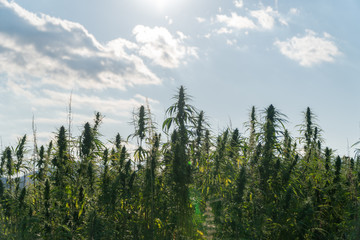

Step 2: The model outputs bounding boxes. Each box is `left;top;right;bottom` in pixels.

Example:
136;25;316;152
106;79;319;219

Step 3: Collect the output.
0;86;359;239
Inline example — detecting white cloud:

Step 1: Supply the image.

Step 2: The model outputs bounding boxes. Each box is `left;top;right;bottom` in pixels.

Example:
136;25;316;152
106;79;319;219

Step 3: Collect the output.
165;16;173;25
213;5;292;37
250;7;276;30
216;27;233;34
323;32;332;39
234;0;244;8
250;6;288;30
196;17;206;23
133;25;198;68
278;17;288;26
289;8;299;15
226;39;237;46
274;30;341;67
0;0;161;90
216;12;256;30
176;31;187;40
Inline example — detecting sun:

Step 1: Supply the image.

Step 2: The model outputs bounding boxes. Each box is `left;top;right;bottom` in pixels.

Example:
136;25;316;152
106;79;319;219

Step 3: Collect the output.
136;0;188;15
140;0;185;13
154;0;168;11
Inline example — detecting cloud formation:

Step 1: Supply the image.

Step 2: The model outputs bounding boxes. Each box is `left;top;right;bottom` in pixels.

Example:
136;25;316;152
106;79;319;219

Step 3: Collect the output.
216;13;256;31
215;6;287;35
234;0;243;8
289;8;299;15
196;17;206;23
250;6;286;30
39;90;156;117
6;79;158;118
0;0;163;90
274;30;341;67
133;25;198;69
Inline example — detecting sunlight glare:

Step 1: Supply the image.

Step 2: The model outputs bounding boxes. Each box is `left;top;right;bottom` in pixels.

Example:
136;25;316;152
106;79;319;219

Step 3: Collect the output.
139;0;185;13
155;0;168;11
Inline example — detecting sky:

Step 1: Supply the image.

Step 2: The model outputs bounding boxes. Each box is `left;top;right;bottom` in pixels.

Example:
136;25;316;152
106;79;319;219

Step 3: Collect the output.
0;0;360;156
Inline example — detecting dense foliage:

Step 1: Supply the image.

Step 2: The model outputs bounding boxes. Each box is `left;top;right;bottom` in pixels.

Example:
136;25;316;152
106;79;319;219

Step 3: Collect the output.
1;86;360;239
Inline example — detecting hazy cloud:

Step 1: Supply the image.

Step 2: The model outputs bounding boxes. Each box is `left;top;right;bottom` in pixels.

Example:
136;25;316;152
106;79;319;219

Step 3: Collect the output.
6;79;158;119
274;30;341;67
133;25;198;68
196;17;206;23
42;90;156;117
165;16;173;25
289;8;299;15
226;39;237;46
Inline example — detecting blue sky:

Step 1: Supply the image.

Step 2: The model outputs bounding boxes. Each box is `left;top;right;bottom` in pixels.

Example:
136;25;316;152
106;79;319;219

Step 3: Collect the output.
0;0;359;156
